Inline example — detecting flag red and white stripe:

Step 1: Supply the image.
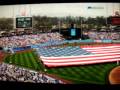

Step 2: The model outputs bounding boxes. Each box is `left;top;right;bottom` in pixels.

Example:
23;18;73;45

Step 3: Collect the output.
40;44;120;67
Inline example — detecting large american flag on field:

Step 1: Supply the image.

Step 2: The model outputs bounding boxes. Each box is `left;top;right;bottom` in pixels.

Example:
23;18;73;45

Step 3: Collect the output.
38;44;120;67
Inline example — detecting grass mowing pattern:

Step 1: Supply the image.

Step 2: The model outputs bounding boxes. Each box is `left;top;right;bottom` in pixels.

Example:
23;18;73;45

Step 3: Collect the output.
4;50;118;84
4;51;44;71
46;63;117;84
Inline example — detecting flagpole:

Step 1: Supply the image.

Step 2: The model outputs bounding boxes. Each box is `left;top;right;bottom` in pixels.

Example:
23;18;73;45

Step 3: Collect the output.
106;3;108;29
81;17;82;40
13;5;15;31
59;19;61;34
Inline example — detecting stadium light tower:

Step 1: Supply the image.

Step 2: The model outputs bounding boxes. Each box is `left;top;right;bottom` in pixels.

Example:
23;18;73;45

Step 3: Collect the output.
80;17;82;40
106;4;108;26
58;19;61;33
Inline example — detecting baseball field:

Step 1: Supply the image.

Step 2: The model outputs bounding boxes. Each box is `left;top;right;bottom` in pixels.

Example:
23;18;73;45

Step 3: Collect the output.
3;49;118;84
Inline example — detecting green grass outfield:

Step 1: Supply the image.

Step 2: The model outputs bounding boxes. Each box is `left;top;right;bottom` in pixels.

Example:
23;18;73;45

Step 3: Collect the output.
4;50;119;84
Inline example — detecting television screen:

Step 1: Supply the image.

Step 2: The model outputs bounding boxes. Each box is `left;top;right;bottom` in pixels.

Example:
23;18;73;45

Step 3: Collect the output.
70;28;76;36
16;17;32;28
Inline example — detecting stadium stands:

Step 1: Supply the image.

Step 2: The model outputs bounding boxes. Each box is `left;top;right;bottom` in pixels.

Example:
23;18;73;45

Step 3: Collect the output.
88;31;120;40
0;31;120;53
0;63;64;84
0;32;64;48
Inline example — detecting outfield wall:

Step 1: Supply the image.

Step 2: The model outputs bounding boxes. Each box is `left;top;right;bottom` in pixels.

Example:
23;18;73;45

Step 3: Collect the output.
13;46;31;52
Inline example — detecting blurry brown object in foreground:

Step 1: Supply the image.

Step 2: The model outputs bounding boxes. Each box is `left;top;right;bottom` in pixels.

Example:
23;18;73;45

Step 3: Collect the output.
109;66;120;84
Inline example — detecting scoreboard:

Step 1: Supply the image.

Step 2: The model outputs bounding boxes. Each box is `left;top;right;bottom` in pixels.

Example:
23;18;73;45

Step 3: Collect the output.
111;17;120;25
107;16;120;25
16;17;32;28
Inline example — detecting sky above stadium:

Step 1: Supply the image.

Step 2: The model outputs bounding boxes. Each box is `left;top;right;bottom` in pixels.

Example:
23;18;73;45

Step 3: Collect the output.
0;3;120;18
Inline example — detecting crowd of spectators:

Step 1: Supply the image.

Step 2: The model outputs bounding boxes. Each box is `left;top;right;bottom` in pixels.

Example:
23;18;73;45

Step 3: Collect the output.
0;63;64;84
0;31;120;49
0;32;64;48
87;31;120;40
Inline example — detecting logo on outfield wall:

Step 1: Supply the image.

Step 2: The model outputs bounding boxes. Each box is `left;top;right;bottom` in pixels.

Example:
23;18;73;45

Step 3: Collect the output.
88;6;104;9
